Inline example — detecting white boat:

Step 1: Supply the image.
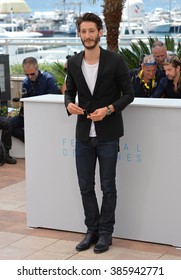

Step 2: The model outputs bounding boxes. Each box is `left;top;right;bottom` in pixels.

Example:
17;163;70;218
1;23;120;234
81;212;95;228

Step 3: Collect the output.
170;18;181;33
121;3;180;35
57;22;76;35
145;18;171;33
120;0;148;41
0;27;43;38
54;11;77;35
144;7;172;33
29;21;54;37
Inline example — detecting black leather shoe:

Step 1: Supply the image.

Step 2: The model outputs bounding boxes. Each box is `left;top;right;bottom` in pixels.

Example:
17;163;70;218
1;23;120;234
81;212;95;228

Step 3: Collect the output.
76;233;99;251
5;153;17;164
94;234;112;254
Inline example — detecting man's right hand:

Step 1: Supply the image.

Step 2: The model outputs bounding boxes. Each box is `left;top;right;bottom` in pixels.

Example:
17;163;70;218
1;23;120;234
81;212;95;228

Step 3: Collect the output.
67;103;84;115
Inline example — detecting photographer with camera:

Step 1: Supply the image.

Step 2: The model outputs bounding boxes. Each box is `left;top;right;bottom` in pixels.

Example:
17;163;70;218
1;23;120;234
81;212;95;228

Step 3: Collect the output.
10;57;59;142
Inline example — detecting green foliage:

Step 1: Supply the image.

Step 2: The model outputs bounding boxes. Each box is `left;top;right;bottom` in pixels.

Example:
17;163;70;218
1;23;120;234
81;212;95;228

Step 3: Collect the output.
164;36;175;52
51;62;67;87
120;48;140;69
176;42;181;58
119;36;181;69
0;106;8;116
10;63;24;75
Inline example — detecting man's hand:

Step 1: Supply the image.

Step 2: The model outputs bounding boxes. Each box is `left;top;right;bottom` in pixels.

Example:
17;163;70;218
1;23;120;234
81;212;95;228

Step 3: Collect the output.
87;107;107;121
67;103;84;115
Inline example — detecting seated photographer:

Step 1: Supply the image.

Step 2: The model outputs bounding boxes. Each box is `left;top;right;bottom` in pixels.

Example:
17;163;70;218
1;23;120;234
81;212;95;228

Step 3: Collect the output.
151;54;181;98
10;57;60;142
130;54;163;98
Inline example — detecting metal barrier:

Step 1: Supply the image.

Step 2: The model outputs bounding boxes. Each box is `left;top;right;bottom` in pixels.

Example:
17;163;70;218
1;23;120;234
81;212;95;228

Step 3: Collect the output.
0;37;108;65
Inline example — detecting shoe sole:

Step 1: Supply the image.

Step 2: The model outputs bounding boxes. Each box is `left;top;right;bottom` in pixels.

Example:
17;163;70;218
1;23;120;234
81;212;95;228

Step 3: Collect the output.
76;245;91;252
94;242;112;254
76;239;99;251
94;246;110;254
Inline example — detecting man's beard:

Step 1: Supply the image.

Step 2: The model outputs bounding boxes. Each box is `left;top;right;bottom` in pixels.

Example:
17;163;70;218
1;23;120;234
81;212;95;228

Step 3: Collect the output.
167;72;177;81
81;35;100;50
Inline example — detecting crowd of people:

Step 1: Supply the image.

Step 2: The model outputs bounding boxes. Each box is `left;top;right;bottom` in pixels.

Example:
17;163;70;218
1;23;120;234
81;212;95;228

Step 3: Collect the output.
130;41;181;98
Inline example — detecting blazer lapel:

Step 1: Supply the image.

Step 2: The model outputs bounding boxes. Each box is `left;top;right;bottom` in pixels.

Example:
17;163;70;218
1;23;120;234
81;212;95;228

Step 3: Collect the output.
93;47;105;96
76;51;92;97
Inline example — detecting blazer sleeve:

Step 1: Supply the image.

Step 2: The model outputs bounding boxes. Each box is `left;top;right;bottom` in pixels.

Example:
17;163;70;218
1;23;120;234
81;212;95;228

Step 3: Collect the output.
112;55;134;113
64;62;78;115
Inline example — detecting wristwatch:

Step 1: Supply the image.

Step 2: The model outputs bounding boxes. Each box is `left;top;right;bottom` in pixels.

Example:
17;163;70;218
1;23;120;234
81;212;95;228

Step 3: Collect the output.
107;106;112;116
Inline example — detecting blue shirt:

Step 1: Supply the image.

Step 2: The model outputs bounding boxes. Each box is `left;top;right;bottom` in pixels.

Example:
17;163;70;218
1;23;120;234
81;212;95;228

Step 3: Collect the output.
22;70;60;97
151;77;181;98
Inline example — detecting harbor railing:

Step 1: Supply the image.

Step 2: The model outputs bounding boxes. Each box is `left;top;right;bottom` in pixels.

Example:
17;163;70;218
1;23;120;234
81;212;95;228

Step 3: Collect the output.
0;36;108;65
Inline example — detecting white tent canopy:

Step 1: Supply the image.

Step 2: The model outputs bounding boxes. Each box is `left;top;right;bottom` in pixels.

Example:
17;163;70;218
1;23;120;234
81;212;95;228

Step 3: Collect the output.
0;0;31;14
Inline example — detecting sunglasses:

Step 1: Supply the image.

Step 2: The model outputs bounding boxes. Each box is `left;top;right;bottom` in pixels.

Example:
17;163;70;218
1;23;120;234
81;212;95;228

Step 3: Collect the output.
143;62;157;66
25;73;36;77
164;56;180;63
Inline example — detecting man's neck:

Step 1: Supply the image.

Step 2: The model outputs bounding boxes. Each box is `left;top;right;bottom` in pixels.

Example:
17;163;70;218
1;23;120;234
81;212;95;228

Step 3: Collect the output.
84;45;100;65
173;73;180;85
173;73;181;91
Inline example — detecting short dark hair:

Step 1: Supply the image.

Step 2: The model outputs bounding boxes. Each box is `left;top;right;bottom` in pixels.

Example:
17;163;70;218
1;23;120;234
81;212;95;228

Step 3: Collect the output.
152;40;167;52
22;57;38;69
76;12;103;32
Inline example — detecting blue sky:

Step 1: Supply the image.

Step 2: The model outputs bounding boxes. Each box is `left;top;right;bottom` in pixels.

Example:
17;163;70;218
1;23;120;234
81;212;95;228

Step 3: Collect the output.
25;0;181;13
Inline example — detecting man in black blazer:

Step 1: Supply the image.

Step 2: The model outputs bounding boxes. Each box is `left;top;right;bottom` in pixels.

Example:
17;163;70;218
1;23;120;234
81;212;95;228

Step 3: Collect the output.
65;13;134;254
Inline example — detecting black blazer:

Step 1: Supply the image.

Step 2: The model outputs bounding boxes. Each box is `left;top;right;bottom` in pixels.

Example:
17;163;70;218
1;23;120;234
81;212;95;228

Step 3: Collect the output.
65;47;134;142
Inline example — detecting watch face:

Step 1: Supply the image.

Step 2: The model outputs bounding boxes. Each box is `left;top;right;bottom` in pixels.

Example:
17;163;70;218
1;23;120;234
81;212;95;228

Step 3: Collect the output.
107;106;112;115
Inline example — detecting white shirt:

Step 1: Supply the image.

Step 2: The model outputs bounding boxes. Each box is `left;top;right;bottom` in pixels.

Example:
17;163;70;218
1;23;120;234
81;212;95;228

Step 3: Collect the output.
82;59;99;137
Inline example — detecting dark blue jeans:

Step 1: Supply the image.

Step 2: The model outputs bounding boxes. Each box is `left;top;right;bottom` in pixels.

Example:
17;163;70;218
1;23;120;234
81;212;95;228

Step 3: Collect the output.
76;138;119;235
10;115;24;143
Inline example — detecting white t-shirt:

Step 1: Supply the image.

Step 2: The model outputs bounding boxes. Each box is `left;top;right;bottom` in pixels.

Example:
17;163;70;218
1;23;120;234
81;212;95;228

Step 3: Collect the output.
82;59;99;137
